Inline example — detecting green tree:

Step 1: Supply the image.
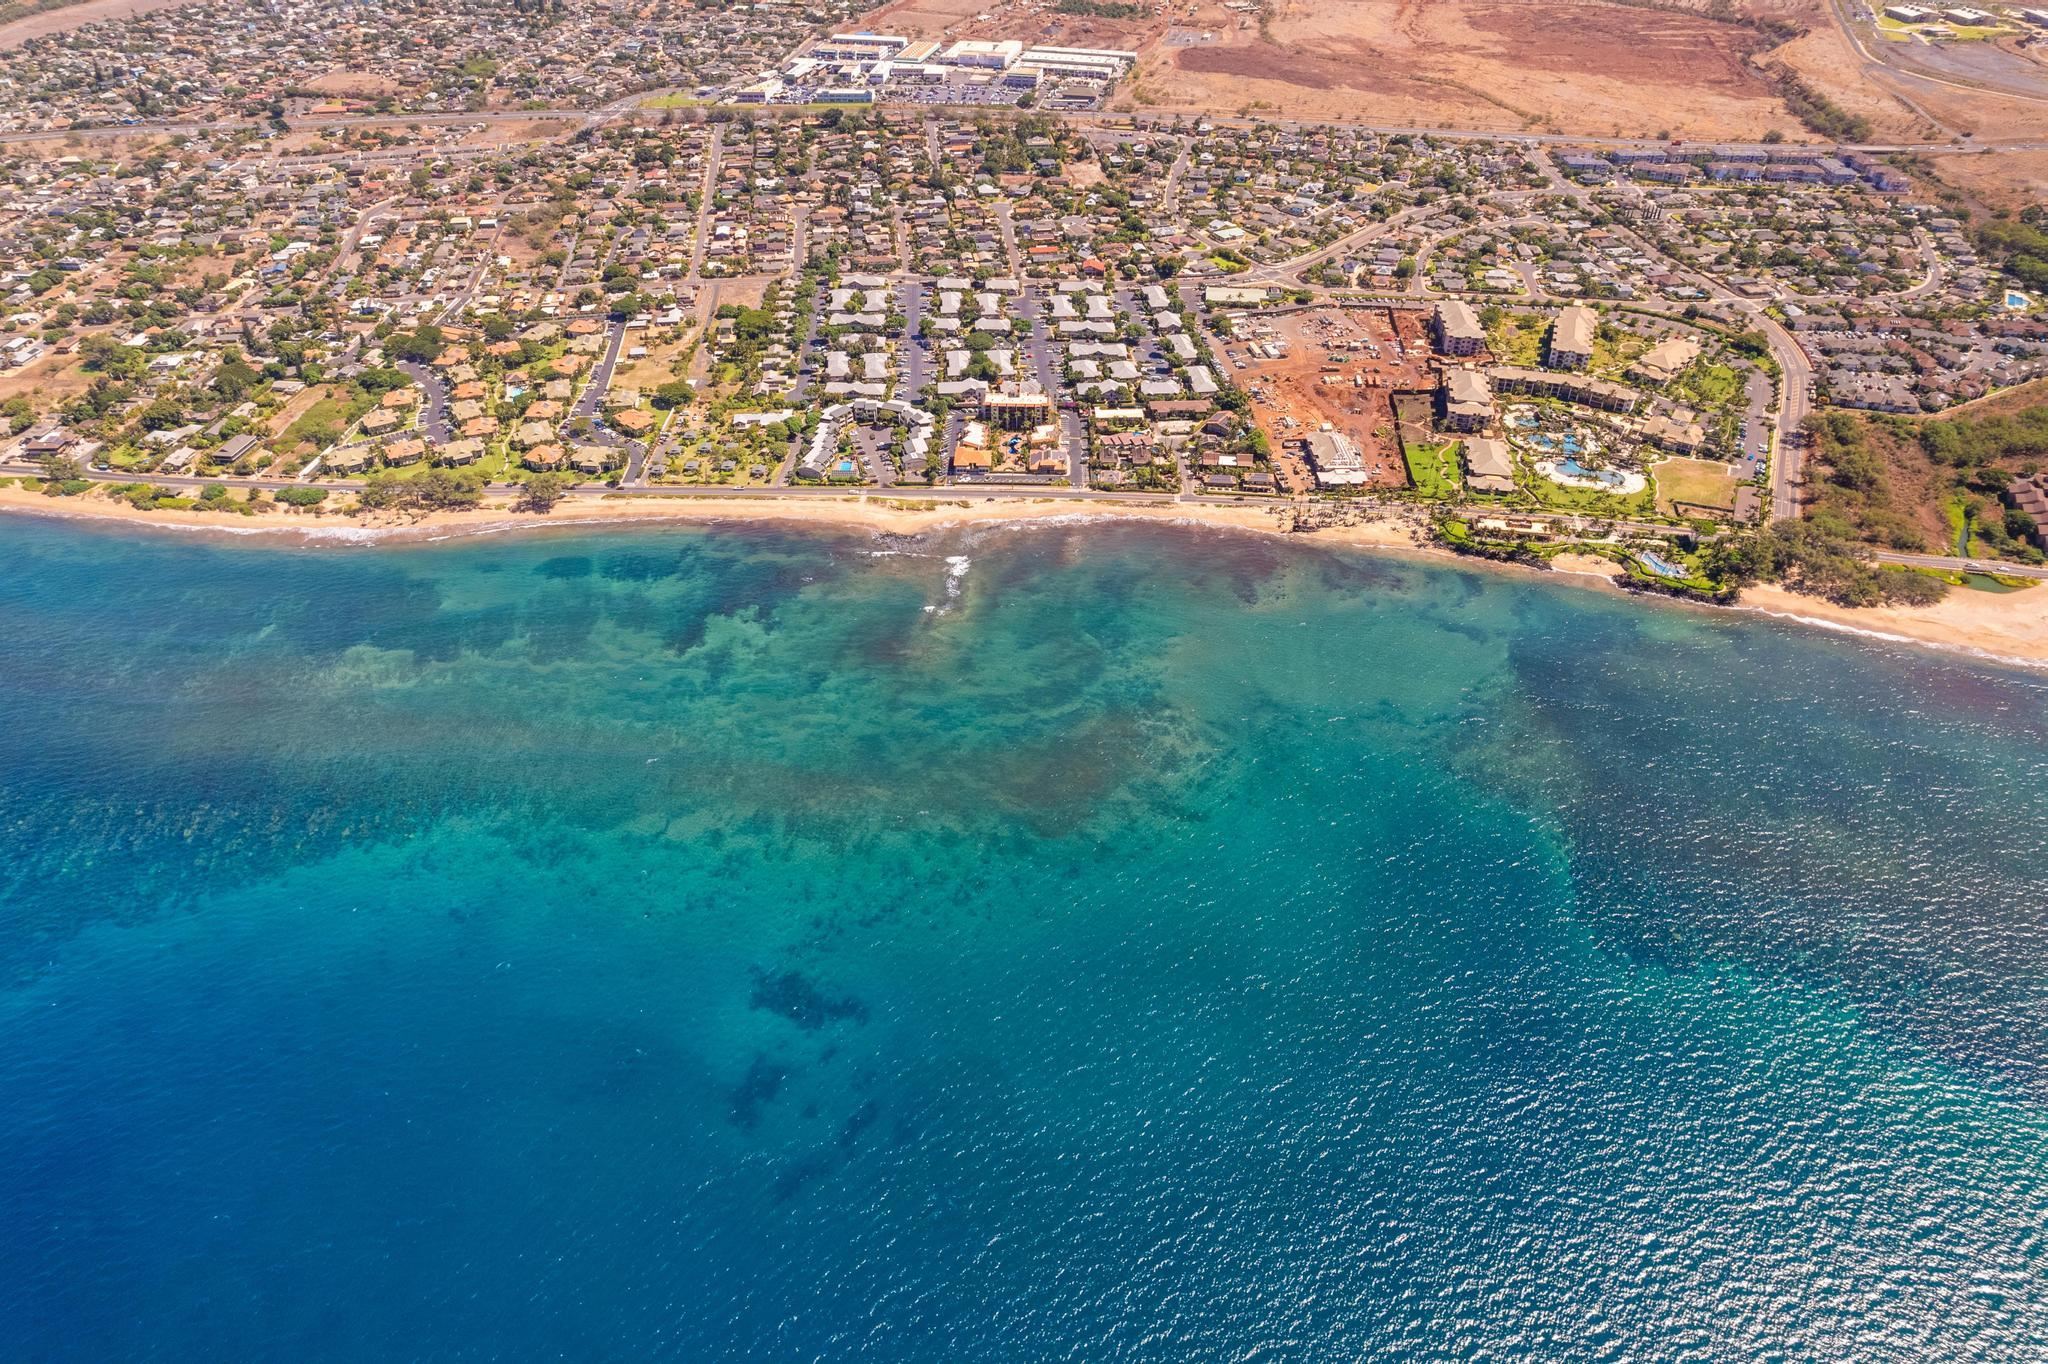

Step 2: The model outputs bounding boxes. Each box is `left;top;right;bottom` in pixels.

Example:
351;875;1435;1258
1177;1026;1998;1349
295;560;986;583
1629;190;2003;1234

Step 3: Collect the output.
518;472;568;513
37;452;84;482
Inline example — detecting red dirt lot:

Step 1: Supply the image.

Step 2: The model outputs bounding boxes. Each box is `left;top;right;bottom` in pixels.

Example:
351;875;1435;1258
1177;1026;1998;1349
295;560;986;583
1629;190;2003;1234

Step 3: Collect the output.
1235;307;1435;490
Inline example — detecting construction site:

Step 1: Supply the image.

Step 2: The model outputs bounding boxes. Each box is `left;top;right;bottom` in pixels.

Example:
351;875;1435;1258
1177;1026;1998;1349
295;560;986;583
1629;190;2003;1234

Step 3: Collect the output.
1235;305;1435;491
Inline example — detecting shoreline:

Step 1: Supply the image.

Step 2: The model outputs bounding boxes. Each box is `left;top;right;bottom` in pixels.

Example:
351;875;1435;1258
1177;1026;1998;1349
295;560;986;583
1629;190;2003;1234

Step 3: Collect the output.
7;484;2046;669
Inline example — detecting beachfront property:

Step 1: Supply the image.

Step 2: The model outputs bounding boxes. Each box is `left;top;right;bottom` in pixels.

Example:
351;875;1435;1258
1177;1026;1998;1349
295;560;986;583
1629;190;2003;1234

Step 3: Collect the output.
0;81;2027;524
1461;437;1515;494
1306;430;1369;487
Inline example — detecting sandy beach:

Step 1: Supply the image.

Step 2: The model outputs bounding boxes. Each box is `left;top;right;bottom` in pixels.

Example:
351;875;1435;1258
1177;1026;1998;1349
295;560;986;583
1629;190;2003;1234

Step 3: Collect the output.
6;481;2044;667
1731;584;2048;669
0;481;1308;541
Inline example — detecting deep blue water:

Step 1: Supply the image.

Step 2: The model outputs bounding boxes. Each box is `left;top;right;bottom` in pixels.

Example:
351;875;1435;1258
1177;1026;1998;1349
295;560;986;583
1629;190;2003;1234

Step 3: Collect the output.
3;516;2047;1361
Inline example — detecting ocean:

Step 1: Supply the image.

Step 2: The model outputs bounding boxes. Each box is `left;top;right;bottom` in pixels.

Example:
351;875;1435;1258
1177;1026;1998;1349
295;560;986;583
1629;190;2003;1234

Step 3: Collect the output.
2;515;2045;1361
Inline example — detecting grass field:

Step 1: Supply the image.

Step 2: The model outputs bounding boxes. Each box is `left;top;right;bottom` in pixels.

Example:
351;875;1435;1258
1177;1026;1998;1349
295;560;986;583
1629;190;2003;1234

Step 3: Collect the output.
1488;313;1545;367
279;386;373;451
1402;439;1463;498
1652;456;1738;516
1674;361;1743;409
1589;329;1651;379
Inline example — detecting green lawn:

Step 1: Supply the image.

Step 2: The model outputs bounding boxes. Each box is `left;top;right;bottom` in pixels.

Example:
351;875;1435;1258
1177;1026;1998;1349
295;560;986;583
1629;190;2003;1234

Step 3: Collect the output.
1487;313;1545;367
281;387;374;450
1402;439;1463;499
1589;329;1651;379
1517;457;1659;517
1674;361;1742;409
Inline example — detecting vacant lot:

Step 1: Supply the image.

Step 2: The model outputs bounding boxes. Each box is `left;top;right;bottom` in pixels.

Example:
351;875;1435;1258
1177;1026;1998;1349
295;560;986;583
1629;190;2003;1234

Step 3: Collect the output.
1143;0;1800;138
0;0;196;49
1653;455;1739;516
1928;148;2048;213
303;71;406;99
0;349;94;406
1237;307;1431;489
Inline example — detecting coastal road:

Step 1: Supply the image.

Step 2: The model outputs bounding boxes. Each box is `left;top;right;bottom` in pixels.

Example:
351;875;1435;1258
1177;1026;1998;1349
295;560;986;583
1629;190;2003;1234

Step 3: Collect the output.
47;454;2030;585
1873;550;2048;580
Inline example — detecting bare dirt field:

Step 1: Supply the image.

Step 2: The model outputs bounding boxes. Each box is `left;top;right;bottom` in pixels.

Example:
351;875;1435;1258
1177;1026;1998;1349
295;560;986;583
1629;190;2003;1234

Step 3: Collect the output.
1769;19;1939;141
1874;75;2048;142
0;0;195;48
1236;307;1434;490
0;349;94;406
1925;148;2048;212
856;0;1033;39
1134;0;1801;138
460;118;579;148
302;71;406;99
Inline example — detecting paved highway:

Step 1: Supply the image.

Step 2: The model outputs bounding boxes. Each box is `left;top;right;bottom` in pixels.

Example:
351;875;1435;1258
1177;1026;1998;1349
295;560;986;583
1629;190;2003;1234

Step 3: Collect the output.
10;99;2048;155
1875;550;2048;580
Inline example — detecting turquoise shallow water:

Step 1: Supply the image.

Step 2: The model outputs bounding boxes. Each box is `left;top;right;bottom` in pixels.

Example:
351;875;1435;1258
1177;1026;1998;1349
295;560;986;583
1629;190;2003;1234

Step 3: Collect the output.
3;515;2047;1361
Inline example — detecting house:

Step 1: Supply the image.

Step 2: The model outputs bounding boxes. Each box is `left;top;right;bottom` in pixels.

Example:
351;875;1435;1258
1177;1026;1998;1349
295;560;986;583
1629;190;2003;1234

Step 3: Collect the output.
1461;437;1515;494
1442;368;1494;431
21;427;75;458
1306;430;1366;487
1629;337;1700;386
1548;305;1597;370
1432;299;1485;357
214;433;263;466
951;420;992;472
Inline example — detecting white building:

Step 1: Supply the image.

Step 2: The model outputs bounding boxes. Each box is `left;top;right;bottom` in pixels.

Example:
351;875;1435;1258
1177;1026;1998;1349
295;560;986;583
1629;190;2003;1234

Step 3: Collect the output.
939;39;1025;70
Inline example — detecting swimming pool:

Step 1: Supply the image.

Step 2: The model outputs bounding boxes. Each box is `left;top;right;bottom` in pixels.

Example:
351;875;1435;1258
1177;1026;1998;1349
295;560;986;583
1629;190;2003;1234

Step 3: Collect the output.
2007;291;2032;312
1531;433;1586;457
1555;457;1626;488
1637;550;1688;578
